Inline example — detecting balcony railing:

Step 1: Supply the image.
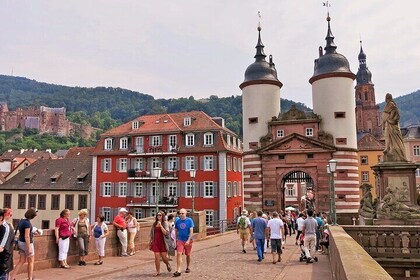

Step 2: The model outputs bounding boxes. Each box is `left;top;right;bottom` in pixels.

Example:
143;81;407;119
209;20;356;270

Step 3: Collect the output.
128;145;179;155
126;195;178;207
206;219;237;235
127;169;178;179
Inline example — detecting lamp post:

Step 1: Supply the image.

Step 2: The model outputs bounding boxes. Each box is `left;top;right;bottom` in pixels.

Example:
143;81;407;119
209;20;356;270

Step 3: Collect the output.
152;167;162;214
189;169;197;213
328;159;338;225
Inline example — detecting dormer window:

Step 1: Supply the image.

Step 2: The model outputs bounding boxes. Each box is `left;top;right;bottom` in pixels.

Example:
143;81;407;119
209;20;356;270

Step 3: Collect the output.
305;128;313;137
132;121;139;129
120;137;128;150
104;138;113;150
227;135;231;146
232;137;237;148
186;133;195;147
24;173;36;183
184;117;191;126
204;132;213;146
50;172;62;183
77;172;88;183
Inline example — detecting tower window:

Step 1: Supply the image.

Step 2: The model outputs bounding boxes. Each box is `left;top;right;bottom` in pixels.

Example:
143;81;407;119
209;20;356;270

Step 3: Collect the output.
360;156;368;165
277;130;284;138
307;153;314;159
248;117;258;124
249;142;258;149
334;112;346;118
278;154;285;160
336;138;347;145
305;128;313;137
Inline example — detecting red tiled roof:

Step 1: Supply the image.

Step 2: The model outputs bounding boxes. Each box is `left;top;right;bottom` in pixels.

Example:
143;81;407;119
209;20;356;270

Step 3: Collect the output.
65;147;95;159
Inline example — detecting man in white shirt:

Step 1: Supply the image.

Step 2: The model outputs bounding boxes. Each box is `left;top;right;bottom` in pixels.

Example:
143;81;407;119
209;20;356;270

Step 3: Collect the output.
266;212;284;264
295;213;305;245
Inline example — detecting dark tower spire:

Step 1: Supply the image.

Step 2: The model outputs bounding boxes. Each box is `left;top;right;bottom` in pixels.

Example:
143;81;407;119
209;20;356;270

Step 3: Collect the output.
356;40;373;85
255;26;266;61
324;13;337;54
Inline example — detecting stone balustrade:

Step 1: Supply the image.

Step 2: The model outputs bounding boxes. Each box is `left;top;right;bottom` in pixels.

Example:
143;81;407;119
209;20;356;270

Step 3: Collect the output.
328;226;393;280
342;225;420;279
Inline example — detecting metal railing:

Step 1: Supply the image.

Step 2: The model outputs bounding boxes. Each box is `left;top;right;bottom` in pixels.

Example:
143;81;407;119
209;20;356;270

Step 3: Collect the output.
127;169;178;179
127;195;178;207
206;219;237;235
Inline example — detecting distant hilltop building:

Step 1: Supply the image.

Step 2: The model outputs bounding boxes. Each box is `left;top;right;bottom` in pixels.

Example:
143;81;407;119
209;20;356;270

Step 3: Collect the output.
0;102;94;138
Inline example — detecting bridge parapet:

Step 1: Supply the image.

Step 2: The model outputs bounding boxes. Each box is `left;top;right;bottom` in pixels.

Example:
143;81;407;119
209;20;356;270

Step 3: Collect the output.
342;225;420;279
329;226;393;280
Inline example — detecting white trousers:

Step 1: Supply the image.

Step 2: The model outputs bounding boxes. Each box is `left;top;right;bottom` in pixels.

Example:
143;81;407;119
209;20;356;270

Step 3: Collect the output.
117;229;128;255
95;237;106;257
58;237;70;261
304;234;317;259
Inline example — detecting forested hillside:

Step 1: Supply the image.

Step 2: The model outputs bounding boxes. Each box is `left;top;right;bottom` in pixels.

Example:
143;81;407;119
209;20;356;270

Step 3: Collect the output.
378;89;420;127
0;75;310;136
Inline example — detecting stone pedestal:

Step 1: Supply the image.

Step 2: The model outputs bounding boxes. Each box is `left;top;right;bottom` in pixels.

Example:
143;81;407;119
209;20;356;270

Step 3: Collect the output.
359;215;373;225
371;162;419;206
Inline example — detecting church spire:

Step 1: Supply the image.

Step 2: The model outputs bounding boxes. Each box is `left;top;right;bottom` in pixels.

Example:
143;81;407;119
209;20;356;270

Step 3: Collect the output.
356;40;373;85
254;26;267;61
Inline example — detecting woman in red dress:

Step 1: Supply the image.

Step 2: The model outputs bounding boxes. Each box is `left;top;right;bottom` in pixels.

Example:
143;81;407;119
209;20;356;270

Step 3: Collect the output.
149;211;171;276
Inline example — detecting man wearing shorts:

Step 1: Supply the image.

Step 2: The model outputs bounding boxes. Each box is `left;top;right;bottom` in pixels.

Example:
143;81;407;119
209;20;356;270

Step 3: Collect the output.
173;208;194;277
236;210;251;253
266;211;284;264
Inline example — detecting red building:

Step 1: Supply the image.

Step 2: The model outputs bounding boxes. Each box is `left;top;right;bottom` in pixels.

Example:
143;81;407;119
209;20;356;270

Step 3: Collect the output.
91;111;243;225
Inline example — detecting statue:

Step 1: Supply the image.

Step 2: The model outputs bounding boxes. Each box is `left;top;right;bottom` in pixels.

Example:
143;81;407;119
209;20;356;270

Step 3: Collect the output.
381;93;407;162
301;190;315;211
358;183;377;218
378;186;420;219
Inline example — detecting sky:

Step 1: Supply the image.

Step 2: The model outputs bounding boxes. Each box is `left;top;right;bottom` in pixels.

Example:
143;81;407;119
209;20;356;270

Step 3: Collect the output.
0;1;419;107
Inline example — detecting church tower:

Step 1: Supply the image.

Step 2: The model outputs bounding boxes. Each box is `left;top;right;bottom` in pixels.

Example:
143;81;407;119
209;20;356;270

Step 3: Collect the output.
355;41;381;138
240;26;282;152
309;14;360;218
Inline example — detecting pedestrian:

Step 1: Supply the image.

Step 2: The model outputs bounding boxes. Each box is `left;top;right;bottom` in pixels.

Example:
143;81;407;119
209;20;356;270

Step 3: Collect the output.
248;211;257;250
173;208;194;277
113;208;128;256
236;210;251;253
0;209;14;280
10;208;38;280
126;211;138;256
302;209;318;263
55;209;73;269
295;213;305;245
266;212;284;264
149;211;172;277
167;214;176;261
92;214;109;265
72;209;90;266
285;210;293;236
251;210;267;262
315;212;324;251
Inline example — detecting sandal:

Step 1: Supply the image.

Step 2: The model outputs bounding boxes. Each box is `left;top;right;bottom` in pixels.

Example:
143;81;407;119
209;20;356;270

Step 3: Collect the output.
60;265;71;269
94;261;103;265
153;273;160;277
185;268;190;273
166;262;172;272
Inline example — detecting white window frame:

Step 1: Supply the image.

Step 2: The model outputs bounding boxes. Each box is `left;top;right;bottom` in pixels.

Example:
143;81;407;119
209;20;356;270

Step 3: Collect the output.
186;133;195;147
134;209;142;219
232;137;237;148
103;158;112;173
306;128;313;137
205;210;214;226
103;182;112;197
277;130;284;138
134;158;144;170
227;182;232;197
204;181;214;198
416;169;420;177
204;132;214;146
151;135;161;147
203;156;213;171
120;137;128;150
184;117;191;126
103;207;111;223
233;157;237;171
119;158;128;172
362;171;369;182
233;182;238;197
169;135;177;150
168;157;178;170
168;182;177;197
132;121;139;129
186;156;195;171
135;136;144;153
227;134;231;146
104;138;113;150
151;157;161;169
361;156;368;165
134;183;143;197
118;182;127;197
185;182;193;197
285;184;297;197
414;145;420;156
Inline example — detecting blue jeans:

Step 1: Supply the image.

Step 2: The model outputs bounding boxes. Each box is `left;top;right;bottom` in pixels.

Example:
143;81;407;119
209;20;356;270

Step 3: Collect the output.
316;229;321;250
256;238;265;261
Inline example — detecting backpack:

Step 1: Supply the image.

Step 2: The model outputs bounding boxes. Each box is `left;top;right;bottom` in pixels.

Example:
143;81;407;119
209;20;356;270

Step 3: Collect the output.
238;217;248;229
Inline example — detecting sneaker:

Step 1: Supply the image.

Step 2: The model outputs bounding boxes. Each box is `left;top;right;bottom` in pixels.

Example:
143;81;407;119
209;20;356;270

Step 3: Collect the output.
121;254;129;257
257;259;262;262
185;268;190;273
173;272;181;277
242;249;246;253
82;261;86;266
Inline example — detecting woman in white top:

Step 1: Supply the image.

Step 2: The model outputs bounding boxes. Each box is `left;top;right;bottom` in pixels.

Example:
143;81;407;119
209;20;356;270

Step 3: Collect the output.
91;215;109;265
126;211;138;256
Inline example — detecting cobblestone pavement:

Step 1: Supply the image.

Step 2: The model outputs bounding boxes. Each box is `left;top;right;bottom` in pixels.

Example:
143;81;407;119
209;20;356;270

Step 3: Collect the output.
16;231;332;280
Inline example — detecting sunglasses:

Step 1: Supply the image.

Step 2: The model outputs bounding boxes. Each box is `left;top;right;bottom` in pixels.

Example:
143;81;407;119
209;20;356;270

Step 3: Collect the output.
157;214;162;216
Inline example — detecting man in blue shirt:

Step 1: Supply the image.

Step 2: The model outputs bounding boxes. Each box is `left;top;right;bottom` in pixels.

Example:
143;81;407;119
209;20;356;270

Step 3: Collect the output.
251;210;267;262
173;208;194;277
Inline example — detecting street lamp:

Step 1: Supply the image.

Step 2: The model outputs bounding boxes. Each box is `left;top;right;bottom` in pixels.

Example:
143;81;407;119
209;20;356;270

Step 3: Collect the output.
152;167;162;213
189;169;197;212
328;159;338;225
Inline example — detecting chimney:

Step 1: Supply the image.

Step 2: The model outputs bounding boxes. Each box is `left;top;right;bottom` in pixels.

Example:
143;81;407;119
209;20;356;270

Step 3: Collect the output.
211;117;225;128
20;149;24;154
46;149;52;153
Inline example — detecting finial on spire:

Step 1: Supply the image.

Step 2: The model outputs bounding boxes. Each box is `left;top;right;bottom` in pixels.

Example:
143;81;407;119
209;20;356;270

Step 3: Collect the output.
254;11;266;61
323;1;336;54
257;11;262;31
